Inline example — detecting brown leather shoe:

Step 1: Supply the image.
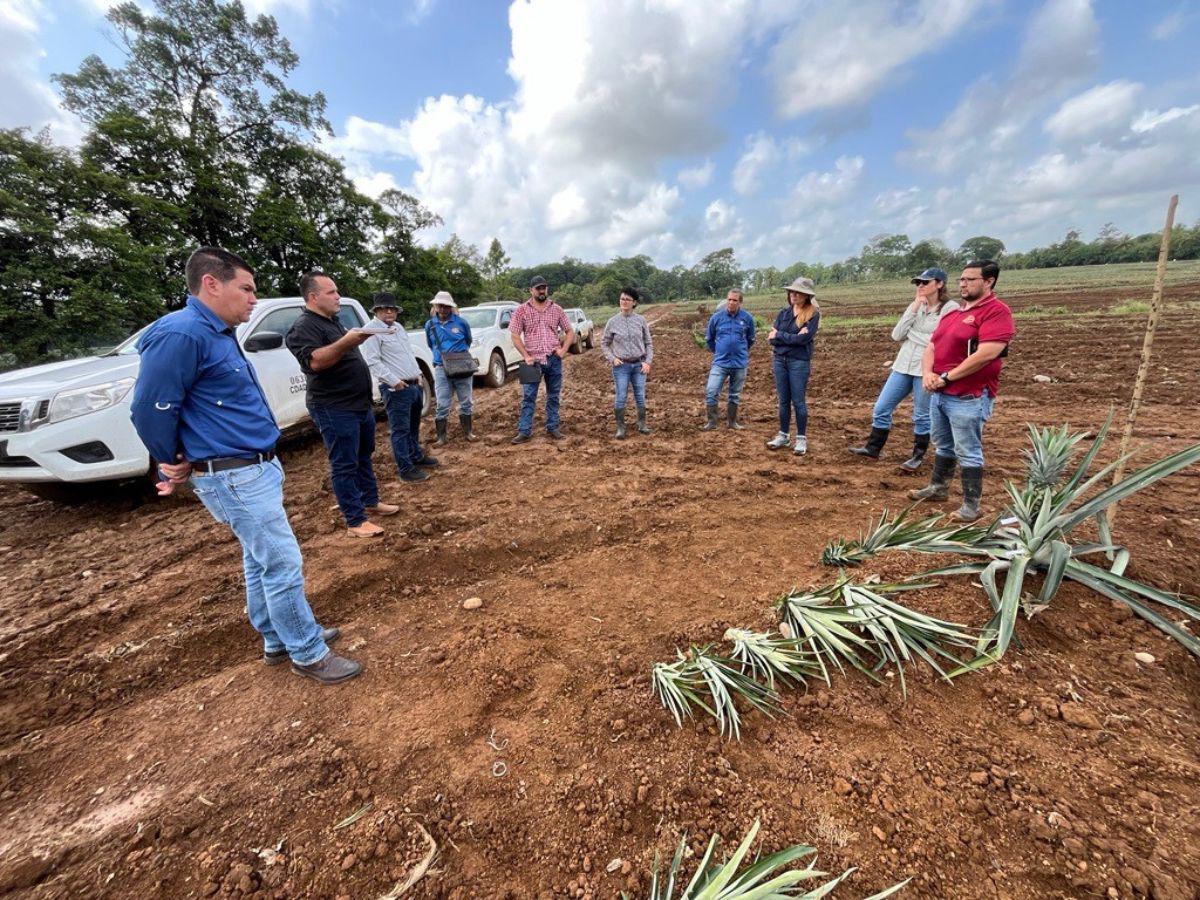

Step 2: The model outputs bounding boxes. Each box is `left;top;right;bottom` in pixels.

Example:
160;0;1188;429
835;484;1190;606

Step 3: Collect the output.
366;502;400;516
291;652;363;685
348;521;385;538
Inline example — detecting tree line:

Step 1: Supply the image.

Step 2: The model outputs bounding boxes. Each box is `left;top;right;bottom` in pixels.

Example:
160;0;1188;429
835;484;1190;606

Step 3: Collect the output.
3;0;1197;369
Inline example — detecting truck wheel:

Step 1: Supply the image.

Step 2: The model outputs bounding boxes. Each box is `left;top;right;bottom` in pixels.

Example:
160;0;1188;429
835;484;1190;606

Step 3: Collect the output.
485;350;507;388
585;332;594;349
570;334;583;354
421;369;435;416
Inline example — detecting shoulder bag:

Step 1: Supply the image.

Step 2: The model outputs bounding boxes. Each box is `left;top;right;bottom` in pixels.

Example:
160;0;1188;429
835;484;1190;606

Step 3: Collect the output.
431;321;478;379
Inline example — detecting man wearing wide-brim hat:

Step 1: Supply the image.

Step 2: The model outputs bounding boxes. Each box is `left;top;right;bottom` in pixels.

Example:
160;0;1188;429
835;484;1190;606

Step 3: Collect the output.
361;292;439;483
423;290;478;444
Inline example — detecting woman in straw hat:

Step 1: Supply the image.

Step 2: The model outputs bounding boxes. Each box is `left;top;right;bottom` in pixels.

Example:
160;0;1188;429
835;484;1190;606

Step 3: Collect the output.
766;277;820;455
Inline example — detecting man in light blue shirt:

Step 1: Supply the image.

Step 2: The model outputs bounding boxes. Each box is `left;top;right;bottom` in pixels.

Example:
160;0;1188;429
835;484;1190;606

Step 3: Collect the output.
130;247;361;685
702;289;756;431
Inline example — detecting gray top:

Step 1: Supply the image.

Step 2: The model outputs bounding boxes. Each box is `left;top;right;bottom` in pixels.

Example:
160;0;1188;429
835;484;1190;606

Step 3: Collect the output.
360;317;422;385
601;312;654;364
890;299;960;375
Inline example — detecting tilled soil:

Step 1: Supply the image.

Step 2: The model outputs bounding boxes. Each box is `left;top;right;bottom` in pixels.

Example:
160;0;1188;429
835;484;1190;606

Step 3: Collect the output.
1;292;1198;899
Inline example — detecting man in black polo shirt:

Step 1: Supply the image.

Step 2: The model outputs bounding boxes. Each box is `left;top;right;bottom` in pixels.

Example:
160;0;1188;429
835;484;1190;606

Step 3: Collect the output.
286;271;398;537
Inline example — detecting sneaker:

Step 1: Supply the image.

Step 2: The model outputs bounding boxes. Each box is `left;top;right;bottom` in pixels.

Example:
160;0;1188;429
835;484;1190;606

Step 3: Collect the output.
399;468;429;483
766;432;790;450
348;521;385;538
793;435;808;456
511;432;532;444
264;627;340;665
365;502;400;516
291;652;363;685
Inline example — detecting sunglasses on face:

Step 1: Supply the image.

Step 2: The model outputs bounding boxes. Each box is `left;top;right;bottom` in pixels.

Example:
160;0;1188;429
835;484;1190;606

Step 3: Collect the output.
914;279;931;286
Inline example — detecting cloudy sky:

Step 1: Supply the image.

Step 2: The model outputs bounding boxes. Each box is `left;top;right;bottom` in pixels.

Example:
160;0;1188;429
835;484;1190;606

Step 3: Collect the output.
4;0;1199;268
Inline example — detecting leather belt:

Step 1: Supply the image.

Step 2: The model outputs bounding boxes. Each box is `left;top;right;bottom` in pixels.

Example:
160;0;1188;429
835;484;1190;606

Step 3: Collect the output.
193;451;276;475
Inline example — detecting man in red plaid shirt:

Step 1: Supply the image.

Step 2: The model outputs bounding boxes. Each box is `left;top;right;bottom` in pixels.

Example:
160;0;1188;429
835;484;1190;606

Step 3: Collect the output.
510;275;575;443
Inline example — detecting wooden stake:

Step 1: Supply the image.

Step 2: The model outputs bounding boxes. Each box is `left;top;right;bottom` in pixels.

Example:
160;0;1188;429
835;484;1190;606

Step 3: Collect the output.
1108;194;1178;526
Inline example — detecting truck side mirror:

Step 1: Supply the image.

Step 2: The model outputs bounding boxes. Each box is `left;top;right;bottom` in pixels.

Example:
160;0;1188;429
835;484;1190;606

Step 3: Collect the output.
244;331;284;352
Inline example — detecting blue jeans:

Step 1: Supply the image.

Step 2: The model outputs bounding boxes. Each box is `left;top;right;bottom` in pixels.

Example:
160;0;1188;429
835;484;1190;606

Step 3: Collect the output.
929;391;995;469
518;354;563;435
772;356;811;435
380;383;422;474
612;362;647;410
433;365;474;420
191;459;328;665
309;405;379;527
704;364;747;406
872;370;931;434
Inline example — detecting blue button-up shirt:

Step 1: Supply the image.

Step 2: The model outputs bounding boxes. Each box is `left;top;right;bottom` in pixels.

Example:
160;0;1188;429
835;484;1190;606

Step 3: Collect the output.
130;296;280;463
424;314;473;366
706;308;756;369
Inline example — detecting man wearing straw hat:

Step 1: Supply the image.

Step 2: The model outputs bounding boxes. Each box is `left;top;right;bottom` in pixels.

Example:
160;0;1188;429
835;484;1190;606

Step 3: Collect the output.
361;292;438;483
423;291;478;445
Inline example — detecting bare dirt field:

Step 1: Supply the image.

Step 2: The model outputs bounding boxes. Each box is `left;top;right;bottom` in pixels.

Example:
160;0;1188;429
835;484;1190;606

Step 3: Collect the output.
1;285;1199;899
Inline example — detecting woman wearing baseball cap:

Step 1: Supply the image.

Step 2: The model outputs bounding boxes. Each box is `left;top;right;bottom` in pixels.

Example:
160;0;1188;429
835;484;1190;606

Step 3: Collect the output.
848;267;958;470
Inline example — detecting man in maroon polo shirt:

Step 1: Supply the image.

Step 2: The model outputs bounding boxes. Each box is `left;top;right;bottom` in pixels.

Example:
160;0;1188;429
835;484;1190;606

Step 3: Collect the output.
908;260;1015;521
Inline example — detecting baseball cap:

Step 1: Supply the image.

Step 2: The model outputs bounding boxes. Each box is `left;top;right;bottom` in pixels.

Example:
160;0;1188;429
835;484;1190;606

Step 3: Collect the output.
912;267;948;285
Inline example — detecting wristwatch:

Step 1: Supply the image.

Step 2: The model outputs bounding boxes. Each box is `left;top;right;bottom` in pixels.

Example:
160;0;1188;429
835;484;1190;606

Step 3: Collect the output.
939;371;953;385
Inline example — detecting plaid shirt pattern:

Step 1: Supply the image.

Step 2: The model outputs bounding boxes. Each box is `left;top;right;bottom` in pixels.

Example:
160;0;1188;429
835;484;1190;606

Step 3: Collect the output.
509;300;570;361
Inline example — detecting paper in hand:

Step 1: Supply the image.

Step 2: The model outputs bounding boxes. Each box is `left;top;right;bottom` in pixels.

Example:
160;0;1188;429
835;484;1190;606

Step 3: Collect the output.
355;320;396;335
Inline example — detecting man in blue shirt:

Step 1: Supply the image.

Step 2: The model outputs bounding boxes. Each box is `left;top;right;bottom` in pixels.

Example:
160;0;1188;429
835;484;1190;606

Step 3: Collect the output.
702;289;756;431
130;247;362;686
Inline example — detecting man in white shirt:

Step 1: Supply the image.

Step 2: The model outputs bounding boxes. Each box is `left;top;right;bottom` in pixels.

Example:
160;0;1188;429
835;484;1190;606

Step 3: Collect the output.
360;293;439;484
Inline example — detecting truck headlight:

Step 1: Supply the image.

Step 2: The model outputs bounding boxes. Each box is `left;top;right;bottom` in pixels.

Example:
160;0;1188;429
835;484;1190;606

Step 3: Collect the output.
48;377;136;424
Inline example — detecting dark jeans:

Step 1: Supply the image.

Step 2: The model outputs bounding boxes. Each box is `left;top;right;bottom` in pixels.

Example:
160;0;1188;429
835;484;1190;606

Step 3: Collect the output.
518;353;563;435
310;405;379;527
380;383;423;474
773;355;811;436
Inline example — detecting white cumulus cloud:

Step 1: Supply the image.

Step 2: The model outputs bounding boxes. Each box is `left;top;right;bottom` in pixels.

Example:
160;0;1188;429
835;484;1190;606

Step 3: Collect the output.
1044;80;1142;142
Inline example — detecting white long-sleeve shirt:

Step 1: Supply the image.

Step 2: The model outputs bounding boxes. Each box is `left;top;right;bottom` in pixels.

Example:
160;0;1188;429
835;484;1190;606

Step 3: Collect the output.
890;300;959;375
360;317;422;386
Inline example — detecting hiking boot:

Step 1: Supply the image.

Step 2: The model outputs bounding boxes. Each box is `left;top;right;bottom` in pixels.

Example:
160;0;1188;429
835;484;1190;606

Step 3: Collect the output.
849;426;889;459
700;404;719;431
348;521;385;537
291;652;363;685
953;467;984;522
415;453;439;468
908;455;956;502
766;431;790;450
898;434;931;473
365;502;400;516
614;408;627;440
399;468;429;483
793;435;808;455
636;406;652;435
511;432;532;444
546;428;564;440
434;418;448;446
726;401;744;430
460;414;478;442
265;627;340;665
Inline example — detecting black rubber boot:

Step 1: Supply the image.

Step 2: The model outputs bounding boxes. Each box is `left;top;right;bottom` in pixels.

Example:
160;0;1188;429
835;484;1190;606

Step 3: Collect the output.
726;401;744;430
908;454;956;501
636;406;651;435
954;467;984;522
460;413;478;442
849;426;890;458
435;418;448;446
614;408;627;440
898;433;930;473
701;404;719;431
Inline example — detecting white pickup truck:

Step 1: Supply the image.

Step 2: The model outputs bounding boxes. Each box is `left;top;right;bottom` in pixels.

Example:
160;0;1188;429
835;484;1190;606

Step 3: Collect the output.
0;297;433;499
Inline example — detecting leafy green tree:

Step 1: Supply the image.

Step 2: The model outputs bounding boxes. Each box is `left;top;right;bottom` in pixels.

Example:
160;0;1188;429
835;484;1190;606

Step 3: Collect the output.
957;235;1005;262
691;247;743;297
481;238;511;280
907;239;952;274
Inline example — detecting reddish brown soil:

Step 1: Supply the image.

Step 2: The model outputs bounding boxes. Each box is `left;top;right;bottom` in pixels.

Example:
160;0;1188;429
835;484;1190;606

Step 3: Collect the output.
1;289;1199;899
